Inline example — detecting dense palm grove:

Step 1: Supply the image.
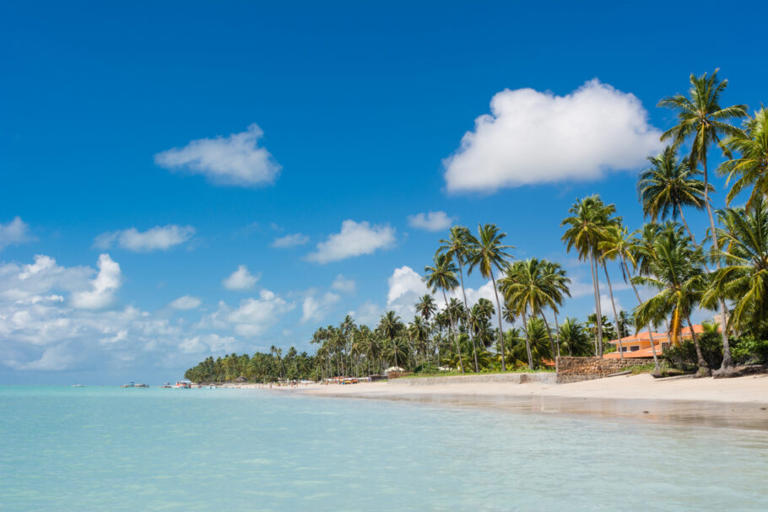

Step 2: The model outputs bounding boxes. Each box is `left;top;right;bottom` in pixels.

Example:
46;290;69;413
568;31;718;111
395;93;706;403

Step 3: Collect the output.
186;70;768;383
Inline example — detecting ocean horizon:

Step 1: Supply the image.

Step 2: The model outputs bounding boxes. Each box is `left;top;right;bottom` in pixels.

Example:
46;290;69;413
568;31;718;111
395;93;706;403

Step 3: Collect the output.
2;386;767;511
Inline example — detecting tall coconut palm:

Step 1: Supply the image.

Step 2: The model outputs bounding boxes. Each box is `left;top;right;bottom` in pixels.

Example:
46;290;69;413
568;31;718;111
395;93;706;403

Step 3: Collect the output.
469;298;495;351
558;318;591;356
424;254;463;372
415;294;437;323
720;108;768;209
499;259;561;369
703;198;768;339
659;69;747;369
377;311;404;368
633;229;710;376
561;195;615;356
438;226;480;371
638;146;709;243
541;260;571;361
467;224;514;371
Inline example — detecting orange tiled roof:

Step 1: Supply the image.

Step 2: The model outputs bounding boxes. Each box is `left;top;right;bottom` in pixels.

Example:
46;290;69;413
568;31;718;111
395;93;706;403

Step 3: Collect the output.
607;331;665;345
603;346;661;359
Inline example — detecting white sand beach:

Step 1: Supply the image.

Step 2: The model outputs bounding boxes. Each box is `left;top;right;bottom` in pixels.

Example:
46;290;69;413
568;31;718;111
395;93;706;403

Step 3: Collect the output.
274;374;768;430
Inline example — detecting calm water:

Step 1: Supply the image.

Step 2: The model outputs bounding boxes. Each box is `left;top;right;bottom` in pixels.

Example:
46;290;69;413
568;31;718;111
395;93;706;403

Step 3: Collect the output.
1;387;767;511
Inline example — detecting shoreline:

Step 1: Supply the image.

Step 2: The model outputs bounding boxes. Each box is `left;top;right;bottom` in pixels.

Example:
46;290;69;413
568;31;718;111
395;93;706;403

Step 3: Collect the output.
264;373;768;431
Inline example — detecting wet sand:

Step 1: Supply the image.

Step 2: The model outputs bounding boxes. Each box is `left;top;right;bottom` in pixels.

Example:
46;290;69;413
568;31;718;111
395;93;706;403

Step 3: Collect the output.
289;374;768;430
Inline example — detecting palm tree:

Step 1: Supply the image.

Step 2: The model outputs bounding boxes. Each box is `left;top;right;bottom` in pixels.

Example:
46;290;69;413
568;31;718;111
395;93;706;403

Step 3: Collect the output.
415;294;437;323
424;254;463;372
720;108;768;209
633;229;710;376
659;69;747;369
467;224;514;371
438;226;480;371
558;318;591;356
561;195;615;356
378;311;404;368
540;260;571;361
596;216;625;359
703;198;768;339
638;146;709;243
499;259;563;369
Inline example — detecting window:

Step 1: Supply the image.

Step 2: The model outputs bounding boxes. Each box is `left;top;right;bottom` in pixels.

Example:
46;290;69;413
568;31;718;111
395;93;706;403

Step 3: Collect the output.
630;346;640;352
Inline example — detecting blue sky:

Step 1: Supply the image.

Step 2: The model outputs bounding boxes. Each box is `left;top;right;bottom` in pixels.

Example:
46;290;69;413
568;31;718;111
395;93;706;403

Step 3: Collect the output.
2;1;767;384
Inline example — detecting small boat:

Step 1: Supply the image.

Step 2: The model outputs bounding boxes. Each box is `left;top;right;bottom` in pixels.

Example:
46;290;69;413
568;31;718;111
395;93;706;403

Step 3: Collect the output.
173;380;192;389
121;381;149;388
71;384;85;388
160;382;172;388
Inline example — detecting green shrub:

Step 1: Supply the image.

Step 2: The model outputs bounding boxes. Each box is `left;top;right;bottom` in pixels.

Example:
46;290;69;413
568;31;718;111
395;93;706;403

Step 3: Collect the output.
731;338;768;365
663;332;724;370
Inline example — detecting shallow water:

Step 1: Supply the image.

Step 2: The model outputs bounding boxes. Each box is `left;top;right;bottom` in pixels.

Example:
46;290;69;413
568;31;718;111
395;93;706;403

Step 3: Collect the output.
1;386;767;511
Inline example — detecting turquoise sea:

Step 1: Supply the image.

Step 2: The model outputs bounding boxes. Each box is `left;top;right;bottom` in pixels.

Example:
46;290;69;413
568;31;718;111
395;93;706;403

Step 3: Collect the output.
1;386;767;511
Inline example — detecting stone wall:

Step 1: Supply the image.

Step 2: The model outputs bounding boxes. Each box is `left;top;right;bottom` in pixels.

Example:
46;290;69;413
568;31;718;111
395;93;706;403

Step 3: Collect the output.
556;356;654;383
387;372;557;386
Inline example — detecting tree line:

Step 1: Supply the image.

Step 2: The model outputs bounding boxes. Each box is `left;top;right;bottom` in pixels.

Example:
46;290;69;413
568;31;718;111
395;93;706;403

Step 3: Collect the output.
186;70;768;383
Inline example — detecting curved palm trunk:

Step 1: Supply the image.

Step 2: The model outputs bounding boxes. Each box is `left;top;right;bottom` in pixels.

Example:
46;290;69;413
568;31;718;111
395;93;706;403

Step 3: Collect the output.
702;155;733;369
457;259;479;372
490;273;506;371
539;312;556;367
521;309;534;370
622;257;659;370
601;260;624;359
678;207;697;245
687;316;710;375
539;312;555;362
553;311;561;373
590;254;604;356
443;290;463;373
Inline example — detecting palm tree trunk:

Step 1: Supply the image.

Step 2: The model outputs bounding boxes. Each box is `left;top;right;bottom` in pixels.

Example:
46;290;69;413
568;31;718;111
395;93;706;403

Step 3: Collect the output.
622;257;659;371
457;259;480;373
490;273;507;371
678;207;697;245
553;311;561;373
539;312;557;368
702;155;733;369
539;312;556;362
590;254;604;356
443;290;463;373
602;260;623;360
522;309;534;370
686;316;710;375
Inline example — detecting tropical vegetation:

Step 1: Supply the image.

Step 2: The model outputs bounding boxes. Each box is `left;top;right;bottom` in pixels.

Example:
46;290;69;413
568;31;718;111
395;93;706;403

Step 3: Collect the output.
186;70;768;383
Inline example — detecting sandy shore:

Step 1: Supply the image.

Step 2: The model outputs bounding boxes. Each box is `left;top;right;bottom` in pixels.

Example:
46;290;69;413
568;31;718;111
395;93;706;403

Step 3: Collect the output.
280;374;768;430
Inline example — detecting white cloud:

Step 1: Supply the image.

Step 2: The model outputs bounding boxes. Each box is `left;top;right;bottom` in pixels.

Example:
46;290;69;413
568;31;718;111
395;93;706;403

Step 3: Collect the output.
95;225;195;252
70;254;122;309
223;291;294;336
569;276;630;299
600;294;624;315
6;344;76;371
154;124;281;187
443;80;662;192
301;291;341;324
0;217;33;250
271;233;309;248
307;220;395;264
169;295;202;310
386;266;428;319
179;333;238;354
407;211;454;232
222;265;259;291
331;274;356;293
349;301;382;327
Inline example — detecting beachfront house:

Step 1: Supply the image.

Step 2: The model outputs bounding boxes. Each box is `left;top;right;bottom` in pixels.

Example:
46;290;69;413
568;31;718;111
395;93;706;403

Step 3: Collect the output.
603;324;714;359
